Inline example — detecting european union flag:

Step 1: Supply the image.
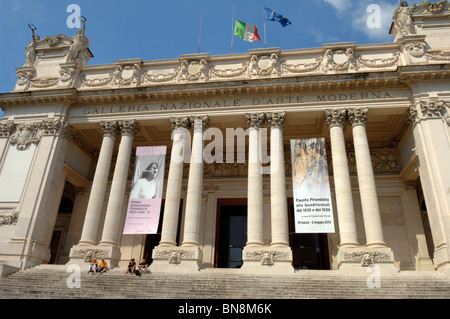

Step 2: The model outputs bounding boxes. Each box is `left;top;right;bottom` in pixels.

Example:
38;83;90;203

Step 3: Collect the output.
264;7;292;27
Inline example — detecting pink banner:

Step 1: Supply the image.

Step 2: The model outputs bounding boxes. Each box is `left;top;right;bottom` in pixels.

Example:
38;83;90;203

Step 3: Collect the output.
123;146;166;234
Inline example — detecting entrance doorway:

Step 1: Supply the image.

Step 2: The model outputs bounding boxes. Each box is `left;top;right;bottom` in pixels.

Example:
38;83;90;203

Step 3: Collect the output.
288;199;330;270
143;200;183;264
215;199;247;268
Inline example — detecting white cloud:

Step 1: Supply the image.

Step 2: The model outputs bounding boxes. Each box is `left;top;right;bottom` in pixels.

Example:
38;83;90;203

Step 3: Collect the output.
352;1;398;41
11;0;21;11
323;0;352;13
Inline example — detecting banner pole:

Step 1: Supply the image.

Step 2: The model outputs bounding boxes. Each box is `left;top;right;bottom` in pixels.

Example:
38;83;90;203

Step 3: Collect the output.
231;1;235;54
263;5;267;48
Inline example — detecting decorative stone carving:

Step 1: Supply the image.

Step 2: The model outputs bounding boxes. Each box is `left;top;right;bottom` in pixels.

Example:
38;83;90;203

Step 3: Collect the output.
425;0;447;13
245;112;266;128
393;2;417;37
9;122;42;150
323;48;356;72
405;41;426;58
143;67;180;83
118;119;140;136
24;24;39;67
419;99;446;118
177;59;209;81
152;249;197;263
281;57;322;74
170;116;192;130
247;54;280;77
100;120;119;137
59;63;79;87
16;69;34;90
0;211;19;226
325;109;346;127
347;108;368;126
266;111;286;129
209;62;249;79
243;250;292;262
342;250;393;265
357;52;400;68
0;122;15;138
66;17;90;64
70;248;110;262
41;120;62;136
427;50;450;61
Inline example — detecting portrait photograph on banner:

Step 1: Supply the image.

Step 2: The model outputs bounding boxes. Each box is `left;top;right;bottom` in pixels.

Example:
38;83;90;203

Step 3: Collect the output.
123;146;166;234
290;138;335;233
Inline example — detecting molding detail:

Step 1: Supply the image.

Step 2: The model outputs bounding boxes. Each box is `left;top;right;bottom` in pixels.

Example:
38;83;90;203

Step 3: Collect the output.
0;211;19;226
9;122;42;150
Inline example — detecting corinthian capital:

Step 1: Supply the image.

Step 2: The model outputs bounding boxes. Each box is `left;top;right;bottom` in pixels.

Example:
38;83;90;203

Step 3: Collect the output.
347;108;368;127
266;111;286;129
245;112;266;129
170;116;191;130
325;109;346;128
190;115;210;132
0;121;15;138
118;119;140;136
100;120;119;137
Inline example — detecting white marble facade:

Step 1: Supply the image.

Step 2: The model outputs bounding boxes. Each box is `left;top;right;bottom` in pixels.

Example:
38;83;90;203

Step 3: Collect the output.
0;1;449;276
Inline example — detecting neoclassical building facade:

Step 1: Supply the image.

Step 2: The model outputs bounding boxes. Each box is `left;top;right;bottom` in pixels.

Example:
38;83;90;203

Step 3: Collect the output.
0;1;449;276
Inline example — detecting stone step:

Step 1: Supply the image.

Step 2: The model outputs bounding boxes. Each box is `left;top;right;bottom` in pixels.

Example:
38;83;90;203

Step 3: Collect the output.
1;266;449;299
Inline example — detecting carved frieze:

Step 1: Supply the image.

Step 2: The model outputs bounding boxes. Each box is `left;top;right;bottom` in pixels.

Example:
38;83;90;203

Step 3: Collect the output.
0;211;19;226
9;122;42;150
245;112;266;129
70;248;111;262
243;250;292;263
341;250;393;266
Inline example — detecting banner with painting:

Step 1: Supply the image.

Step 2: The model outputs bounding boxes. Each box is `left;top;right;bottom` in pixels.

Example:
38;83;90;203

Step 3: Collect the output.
123;146;166;234
290;138;335;233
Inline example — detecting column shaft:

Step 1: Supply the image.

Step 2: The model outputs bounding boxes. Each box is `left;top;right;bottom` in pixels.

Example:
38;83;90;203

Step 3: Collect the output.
99;120;139;247
159;117;191;246
325;109;359;247
268;112;289;247
182;116;208;246
78;121;118;245
246;113;265;246
348;108;386;247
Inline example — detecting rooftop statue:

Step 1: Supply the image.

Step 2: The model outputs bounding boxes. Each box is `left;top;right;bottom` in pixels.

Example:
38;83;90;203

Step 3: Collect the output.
66;16;90;63
393;1;417;36
24;24;39;67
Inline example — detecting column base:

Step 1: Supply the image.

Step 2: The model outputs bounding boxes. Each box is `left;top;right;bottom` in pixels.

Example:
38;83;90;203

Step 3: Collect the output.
68;244;121;269
241;246;294;274
150;245;202;273
434;244;450;275
337;246;398;277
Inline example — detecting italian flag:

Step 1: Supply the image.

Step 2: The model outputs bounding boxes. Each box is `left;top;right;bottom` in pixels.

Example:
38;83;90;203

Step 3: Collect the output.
234;20;261;42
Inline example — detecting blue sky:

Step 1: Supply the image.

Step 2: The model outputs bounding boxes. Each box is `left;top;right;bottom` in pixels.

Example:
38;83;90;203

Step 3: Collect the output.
0;0;412;117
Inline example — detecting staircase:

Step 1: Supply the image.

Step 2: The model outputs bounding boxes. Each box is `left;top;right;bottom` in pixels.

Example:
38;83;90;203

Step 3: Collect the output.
0;265;449;299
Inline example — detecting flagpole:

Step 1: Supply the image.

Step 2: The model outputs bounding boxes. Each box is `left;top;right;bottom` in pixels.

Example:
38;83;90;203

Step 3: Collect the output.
231;0;235;54
263;5;267;48
198;9;203;53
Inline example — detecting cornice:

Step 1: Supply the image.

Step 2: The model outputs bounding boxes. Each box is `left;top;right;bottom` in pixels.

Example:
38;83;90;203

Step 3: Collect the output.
1;63;449;108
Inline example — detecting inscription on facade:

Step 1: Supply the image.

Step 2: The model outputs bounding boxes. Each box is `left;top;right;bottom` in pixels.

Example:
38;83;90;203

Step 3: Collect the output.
78;91;399;116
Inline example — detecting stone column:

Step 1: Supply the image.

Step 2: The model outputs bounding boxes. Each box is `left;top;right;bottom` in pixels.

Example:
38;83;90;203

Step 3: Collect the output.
325;109;359;248
151;116;192;273
266;111;289;247
182;116;209;246
348;108;386;248
99;120;139;265
78;121;118;245
245;112;266;247
338;108;396;275
158;116;191;247
408;98;450;274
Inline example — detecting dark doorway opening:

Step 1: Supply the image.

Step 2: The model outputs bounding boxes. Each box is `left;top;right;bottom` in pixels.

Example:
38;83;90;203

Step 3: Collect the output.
215;199;247;268
143;200;183;264
288;199;330;270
